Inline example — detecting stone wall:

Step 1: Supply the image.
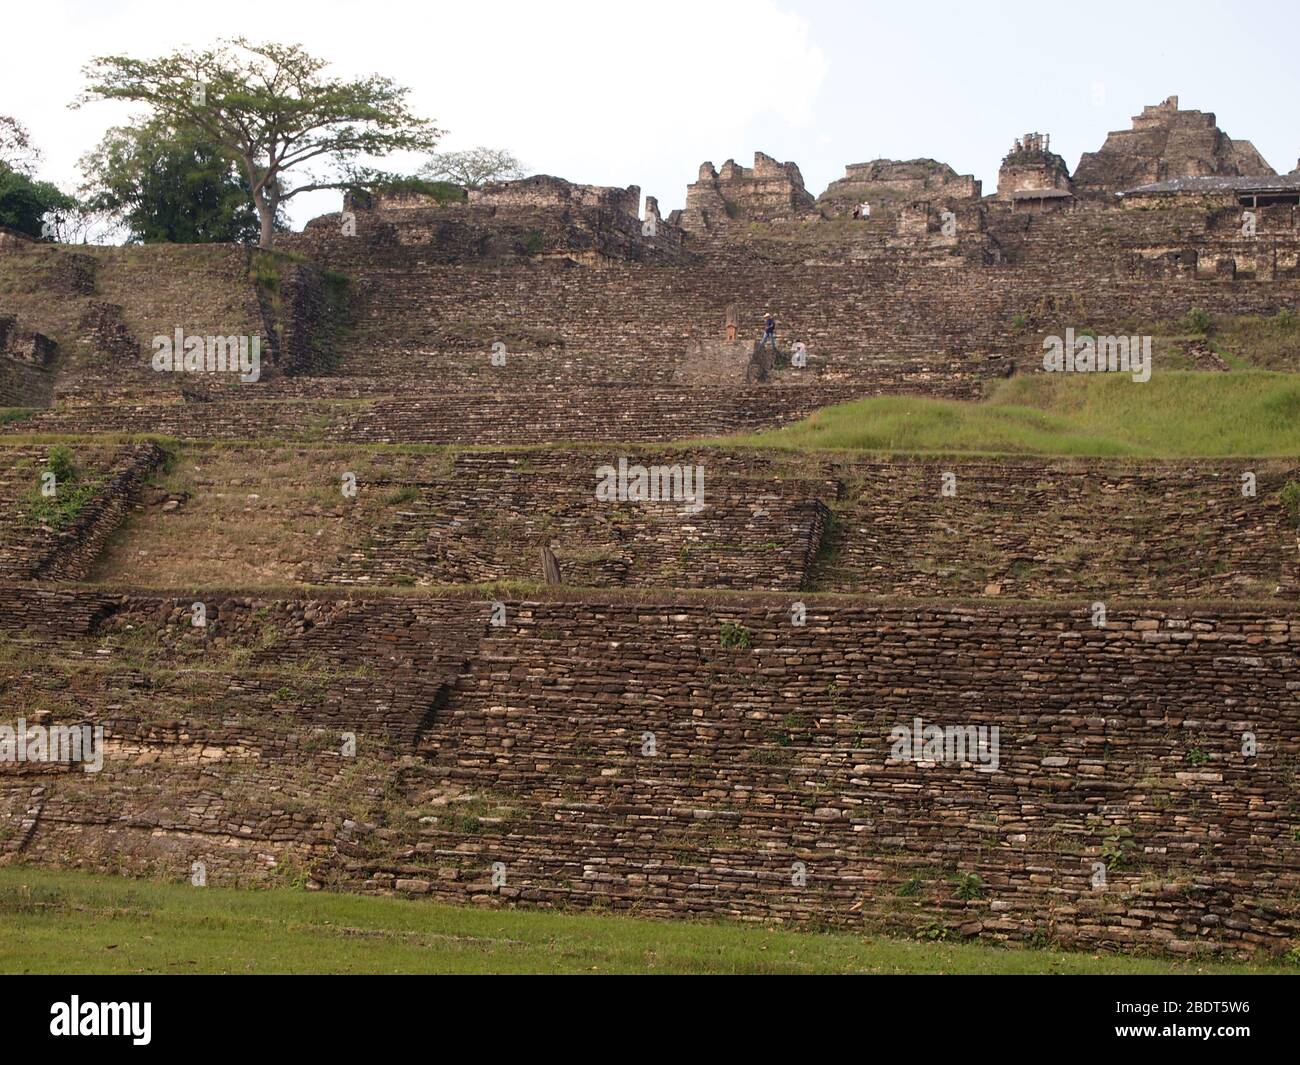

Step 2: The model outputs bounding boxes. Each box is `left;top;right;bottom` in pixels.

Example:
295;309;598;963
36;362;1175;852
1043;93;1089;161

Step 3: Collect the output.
11;187;1298;443
2;382;940;444
0;314;57;407
293;177;685;266
0;443;164;581
2;587;1296;958
287;204;1300;391
680;153;816;232
468;175;641;217
818;158;981;217
9;441;1288;602
325;449;834;591
817;459;1300;600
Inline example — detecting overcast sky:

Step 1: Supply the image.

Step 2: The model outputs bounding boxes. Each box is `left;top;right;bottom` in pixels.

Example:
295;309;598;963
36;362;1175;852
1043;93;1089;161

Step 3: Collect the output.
4;0;1297;230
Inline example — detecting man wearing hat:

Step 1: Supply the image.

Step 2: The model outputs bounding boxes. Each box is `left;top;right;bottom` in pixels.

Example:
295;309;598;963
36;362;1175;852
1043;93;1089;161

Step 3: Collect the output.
758;310;778;353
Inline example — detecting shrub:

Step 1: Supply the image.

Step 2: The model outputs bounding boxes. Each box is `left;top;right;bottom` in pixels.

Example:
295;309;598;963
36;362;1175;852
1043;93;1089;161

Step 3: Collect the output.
719;621;752;650
1099;827;1135;870
361;176;466;204
1280;480;1300;523
46;444;78;485
1184;307;1212;335
249;252;281;291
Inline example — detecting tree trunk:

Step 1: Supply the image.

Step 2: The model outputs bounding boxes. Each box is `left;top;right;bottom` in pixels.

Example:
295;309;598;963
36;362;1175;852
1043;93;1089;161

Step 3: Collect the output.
257;195;275;250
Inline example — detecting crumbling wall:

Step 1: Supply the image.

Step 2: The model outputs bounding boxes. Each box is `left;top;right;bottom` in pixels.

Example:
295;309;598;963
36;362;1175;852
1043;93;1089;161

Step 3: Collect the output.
680;152;816;232
0;315;57;407
997;133;1074;198
290;175;685;265
818;158;981;217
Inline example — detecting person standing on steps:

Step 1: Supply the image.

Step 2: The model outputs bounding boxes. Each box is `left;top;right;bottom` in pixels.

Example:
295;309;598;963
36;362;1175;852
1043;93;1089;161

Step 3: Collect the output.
758;310;777;353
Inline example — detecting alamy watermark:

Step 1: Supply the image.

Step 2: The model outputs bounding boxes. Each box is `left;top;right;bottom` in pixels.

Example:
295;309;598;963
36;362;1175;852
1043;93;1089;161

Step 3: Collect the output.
50;997;151;1045
888;716;1000;774
0;718;103;772
151;327;261;382
1042;328;1151;382
595;457;705;514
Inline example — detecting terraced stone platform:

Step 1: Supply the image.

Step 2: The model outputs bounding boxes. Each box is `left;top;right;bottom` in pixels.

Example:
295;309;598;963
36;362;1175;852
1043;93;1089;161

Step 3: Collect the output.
2;167;1299;962
2;587;1296;956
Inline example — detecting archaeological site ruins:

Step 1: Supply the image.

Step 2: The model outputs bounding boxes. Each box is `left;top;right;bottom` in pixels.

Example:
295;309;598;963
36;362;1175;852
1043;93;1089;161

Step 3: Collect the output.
1;92;1297;963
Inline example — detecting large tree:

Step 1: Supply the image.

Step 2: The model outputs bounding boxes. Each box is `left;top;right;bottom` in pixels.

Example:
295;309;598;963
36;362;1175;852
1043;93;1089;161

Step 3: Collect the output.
80;118;269;244
419;147;524;189
80;38;441;248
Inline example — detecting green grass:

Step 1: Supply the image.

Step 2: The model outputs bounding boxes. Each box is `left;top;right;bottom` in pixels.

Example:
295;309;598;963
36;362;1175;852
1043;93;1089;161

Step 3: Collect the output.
1210;311;1300;372
734;372;1300;457
0;866;1287;975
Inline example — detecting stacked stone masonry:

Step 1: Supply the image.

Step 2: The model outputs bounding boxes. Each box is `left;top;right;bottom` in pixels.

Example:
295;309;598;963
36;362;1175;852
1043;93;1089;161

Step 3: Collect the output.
0;588;1296;957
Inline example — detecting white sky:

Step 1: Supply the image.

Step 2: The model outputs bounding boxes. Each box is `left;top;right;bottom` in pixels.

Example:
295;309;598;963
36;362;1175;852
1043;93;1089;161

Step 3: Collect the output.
4;0;1297;231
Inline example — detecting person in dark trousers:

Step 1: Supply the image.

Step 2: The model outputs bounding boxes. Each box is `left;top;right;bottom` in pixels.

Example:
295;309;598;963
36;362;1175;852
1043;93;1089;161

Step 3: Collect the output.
758;311;777;352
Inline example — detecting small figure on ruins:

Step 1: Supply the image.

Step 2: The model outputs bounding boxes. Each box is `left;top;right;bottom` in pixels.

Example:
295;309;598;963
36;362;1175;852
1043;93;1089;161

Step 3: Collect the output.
725;303;739;341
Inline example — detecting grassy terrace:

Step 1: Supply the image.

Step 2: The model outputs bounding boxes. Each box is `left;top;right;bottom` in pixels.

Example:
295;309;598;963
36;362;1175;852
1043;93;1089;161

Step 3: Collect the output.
734;372;1300;457
0;867;1289;975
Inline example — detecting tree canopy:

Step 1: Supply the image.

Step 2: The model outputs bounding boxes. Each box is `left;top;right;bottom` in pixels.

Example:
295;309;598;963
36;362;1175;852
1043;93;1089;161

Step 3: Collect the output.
80;38;441;248
0;115;75;239
80;118;271;244
419;147;525;189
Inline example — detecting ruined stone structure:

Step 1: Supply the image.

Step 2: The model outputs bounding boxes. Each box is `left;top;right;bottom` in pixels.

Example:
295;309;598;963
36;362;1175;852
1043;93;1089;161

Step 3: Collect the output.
818;158;981;217
329;174;684;264
997;133;1075;210
1121;173;1300;211
679;152;816;232
0;314;58;407
2;586;1297;957
2;93;1299;961
1074;96;1276;198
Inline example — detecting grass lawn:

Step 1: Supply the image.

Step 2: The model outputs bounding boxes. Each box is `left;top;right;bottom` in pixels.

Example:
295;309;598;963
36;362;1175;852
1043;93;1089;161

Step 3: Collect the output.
734;372;1300;457
0;866;1289;975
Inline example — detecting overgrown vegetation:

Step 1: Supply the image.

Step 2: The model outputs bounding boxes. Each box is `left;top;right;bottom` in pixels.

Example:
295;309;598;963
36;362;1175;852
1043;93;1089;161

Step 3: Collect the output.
350;175;466;204
719;621;752;650
1281;480;1300;524
23;444;100;530
736;372;1300;457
